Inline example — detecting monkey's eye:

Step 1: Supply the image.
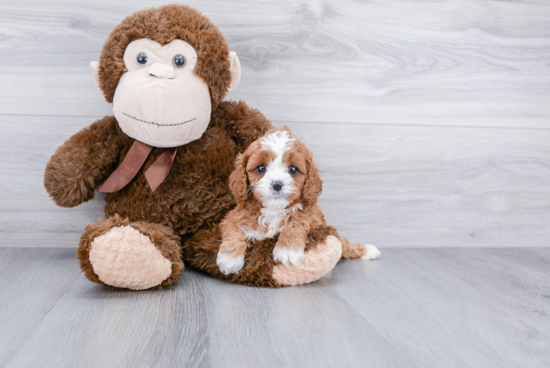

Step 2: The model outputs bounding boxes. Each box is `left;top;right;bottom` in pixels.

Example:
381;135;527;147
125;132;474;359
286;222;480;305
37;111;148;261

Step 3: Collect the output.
256;164;266;174
289;166;298;175
137;52;148;66
173;54;186;68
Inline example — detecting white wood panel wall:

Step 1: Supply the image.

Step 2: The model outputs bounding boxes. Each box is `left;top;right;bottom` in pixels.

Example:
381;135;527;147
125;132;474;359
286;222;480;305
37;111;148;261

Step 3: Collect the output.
1;0;549;248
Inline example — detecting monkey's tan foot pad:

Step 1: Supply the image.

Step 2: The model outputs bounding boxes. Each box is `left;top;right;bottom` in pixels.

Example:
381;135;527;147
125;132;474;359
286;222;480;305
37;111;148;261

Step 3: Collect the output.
78;215;184;290
272;235;342;286
87;225;173;290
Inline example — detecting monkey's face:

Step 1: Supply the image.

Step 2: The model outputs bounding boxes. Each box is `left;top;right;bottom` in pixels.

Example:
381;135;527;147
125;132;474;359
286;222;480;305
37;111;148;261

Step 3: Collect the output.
90;5;242;148
106;39;210;148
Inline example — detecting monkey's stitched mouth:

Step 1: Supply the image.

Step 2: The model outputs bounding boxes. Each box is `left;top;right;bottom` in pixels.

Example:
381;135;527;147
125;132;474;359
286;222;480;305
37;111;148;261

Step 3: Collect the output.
122;112;196;127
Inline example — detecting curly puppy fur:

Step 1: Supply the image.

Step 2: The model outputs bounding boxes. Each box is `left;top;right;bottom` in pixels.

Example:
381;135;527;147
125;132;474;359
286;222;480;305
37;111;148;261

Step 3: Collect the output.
217;127;368;274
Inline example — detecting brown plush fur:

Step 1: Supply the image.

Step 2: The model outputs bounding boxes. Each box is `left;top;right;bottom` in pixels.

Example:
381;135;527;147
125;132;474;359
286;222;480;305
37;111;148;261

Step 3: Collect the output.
183;224;339;287
44;116;124;208
46;99;272;288
219;128;366;264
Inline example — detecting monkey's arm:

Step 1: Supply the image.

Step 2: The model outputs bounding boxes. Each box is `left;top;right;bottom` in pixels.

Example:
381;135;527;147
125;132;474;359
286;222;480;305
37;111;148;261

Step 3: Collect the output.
44;116;125;208
213;100;273;152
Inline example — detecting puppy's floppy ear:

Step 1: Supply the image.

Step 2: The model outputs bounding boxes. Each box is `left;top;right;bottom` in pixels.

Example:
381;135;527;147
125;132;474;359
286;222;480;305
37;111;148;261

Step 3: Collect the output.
229;152;249;205
302;151;323;206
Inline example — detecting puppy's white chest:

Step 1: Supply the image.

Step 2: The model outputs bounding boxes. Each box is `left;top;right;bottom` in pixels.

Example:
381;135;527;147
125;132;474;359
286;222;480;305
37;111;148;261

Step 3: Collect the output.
241;208;288;242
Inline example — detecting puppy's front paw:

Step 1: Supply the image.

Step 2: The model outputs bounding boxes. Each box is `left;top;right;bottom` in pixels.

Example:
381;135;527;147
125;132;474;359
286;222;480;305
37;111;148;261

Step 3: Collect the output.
361;244;381;260
273;246;305;266
216;251;245;275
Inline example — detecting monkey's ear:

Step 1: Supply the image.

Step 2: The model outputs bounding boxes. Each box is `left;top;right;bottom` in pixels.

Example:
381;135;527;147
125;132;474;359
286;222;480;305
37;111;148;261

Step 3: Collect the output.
227;51;241;92
89;61;104;98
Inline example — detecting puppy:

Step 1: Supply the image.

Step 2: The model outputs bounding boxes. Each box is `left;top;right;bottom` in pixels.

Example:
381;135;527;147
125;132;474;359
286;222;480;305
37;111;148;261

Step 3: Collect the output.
216;127;380;275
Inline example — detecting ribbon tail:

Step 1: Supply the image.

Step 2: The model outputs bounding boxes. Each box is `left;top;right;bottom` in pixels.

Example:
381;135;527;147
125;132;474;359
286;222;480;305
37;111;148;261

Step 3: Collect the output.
144;148;178;192
98;141;153;193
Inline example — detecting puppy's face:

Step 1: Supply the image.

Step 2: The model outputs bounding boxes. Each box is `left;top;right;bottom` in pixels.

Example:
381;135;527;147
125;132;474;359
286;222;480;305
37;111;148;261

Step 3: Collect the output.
230;128;322;209
246;130;305;208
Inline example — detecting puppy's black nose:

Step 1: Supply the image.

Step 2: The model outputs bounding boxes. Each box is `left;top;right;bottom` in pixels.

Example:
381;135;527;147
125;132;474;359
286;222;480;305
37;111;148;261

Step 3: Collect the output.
272;181;283;192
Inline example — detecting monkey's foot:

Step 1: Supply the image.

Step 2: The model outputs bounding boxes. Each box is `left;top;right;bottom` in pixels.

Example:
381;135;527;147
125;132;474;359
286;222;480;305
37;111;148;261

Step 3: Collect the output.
77;215;184;290
272;235;342;286
184;225;342;287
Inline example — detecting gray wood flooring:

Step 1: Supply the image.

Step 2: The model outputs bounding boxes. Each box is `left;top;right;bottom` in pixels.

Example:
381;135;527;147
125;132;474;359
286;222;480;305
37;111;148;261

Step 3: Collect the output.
1;0;550;249
1;247;549;368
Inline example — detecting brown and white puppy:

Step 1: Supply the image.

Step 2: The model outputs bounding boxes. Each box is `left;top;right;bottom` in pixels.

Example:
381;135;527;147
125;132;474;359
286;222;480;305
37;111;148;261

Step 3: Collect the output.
216;127;380;275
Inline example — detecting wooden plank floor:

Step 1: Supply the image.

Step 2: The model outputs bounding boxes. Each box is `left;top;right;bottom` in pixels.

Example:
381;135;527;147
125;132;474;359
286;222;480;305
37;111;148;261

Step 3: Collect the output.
1;247;549;368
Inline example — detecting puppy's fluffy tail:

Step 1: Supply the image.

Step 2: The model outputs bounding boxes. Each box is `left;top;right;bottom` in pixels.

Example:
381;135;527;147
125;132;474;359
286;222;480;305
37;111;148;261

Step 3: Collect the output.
340;237;381;260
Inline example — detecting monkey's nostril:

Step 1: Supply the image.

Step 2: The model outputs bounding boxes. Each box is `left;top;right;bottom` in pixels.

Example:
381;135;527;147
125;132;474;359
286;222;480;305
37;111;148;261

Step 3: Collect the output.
272;181;283;192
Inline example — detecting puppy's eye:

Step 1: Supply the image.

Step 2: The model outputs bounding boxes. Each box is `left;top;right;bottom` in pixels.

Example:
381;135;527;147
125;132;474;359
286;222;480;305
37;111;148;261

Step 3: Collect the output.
289;165;298;175
256;164;266;174
137;52;148;66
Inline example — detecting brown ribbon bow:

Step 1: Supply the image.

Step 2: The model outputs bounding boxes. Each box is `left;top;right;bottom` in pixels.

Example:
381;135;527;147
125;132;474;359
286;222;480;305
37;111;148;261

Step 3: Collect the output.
98;140;177;193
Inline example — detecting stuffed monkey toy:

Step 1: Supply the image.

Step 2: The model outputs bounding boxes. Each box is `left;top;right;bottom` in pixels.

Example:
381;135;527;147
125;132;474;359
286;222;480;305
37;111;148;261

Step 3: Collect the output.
44;4;343;290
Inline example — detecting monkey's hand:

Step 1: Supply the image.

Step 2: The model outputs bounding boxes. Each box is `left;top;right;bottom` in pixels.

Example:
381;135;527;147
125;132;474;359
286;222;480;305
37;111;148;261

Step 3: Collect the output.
44;116;124;208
